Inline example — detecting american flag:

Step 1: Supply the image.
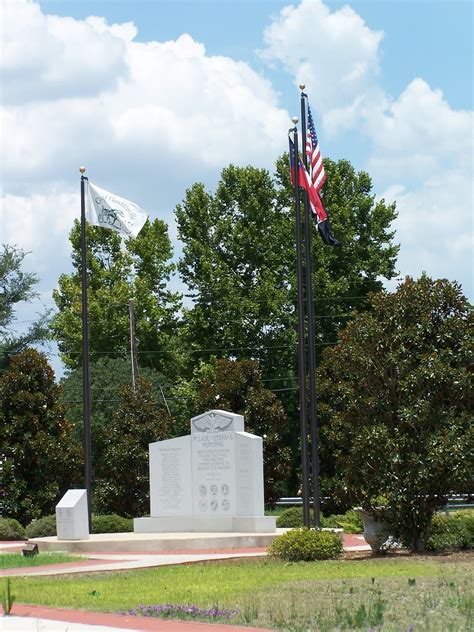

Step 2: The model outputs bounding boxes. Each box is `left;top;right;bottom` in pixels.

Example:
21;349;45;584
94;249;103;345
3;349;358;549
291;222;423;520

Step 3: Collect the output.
306;105;326;193
289;134;339;246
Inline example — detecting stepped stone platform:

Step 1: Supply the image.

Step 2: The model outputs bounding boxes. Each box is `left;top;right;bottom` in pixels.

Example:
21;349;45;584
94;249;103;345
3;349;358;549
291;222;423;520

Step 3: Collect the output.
31;530;286;553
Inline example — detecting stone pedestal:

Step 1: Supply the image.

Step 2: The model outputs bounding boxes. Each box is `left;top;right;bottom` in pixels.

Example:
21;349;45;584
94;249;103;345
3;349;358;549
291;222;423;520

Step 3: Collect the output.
134;410;275;533
56;489;89;540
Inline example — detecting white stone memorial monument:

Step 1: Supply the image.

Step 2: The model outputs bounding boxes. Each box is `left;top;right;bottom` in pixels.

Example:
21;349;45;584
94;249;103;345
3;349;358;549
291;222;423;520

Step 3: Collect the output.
134;410;276;533
56;489;89;540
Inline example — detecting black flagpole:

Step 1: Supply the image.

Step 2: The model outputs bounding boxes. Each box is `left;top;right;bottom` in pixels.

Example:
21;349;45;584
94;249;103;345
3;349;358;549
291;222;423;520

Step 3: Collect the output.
300;86;321;527
80;167;93;532
290;120;311;528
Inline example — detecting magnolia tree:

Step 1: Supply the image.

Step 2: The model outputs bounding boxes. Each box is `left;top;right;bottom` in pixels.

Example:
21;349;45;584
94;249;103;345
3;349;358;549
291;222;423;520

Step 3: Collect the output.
0;350;80;524
317;275;473;552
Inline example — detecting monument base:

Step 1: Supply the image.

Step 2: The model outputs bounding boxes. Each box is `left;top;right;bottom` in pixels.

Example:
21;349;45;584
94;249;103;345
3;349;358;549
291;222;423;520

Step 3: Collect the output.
134;515;276;534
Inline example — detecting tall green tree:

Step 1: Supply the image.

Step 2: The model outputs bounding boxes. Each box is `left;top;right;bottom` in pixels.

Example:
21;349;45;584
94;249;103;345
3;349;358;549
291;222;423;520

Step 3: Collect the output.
59;357;172;482
176;158;398;382
0;349;80;525
176;157;398;494
51;219;182;379
93;378;174;517
317;275;473;552
0;244;50;367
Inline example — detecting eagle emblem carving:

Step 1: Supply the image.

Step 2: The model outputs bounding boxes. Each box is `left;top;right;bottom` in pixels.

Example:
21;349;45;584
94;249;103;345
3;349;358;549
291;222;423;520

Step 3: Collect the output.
192;412;232;433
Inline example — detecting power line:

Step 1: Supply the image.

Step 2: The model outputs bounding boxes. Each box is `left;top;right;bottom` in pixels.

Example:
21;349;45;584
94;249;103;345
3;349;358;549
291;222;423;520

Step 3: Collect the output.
60;384;301;406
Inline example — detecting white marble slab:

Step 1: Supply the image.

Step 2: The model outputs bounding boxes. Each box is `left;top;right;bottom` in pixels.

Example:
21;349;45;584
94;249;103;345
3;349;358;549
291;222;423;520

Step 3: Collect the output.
56;489;89;540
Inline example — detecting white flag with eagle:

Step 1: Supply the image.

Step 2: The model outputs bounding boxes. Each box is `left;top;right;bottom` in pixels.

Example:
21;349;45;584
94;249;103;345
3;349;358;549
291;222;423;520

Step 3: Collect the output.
87;182;148;238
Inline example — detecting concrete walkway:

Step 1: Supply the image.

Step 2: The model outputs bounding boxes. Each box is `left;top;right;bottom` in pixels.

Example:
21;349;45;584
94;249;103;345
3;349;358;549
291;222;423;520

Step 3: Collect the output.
1;534;369;578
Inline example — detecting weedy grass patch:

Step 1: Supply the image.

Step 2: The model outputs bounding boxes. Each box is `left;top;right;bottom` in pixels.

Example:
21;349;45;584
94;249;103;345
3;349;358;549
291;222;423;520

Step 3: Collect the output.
0;552;81;569
8;554;473;630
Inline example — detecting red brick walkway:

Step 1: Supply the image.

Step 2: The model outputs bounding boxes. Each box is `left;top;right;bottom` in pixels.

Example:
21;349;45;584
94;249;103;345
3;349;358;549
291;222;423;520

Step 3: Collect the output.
8;603;269;631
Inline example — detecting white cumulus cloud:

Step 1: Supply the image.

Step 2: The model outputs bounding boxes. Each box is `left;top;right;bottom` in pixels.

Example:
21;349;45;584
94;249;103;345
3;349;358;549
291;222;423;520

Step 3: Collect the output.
261;0;384;130
1;0;290;282
261;0;473;297
1;0;131;104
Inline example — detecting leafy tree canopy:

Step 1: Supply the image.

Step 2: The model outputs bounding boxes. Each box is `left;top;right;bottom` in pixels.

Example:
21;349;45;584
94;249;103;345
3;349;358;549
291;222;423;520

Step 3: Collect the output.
0;244;50;367
93;377;174;517
317;275;473;551
175;156;399;496
176;157;399;382
0;349;80;524
60;356;172;481
51;219;183;379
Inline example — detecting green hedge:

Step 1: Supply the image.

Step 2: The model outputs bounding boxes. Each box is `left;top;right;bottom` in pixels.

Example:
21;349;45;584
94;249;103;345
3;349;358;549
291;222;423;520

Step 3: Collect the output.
276;507;310;528
92;514;133;534
268;527;343;561
276;507;362;533
426;510;474;551
26;514;56;538
25;513;133;538
0;517;26;540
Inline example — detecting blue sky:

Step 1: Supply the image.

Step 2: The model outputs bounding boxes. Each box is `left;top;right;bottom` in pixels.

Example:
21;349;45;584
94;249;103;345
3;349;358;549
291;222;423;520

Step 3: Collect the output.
38;0;473;112
2;0;473;377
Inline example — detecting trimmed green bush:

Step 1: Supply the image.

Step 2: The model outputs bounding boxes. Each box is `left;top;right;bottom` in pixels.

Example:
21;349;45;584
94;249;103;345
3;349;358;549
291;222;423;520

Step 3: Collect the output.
92;514;133;534
321;510;363;534
452;510;474;548
426;512;473;551
0;518;26;540
276;507;310;528
276;507;363;533
25;513;133;538
268;528;343;561
26;514;56;538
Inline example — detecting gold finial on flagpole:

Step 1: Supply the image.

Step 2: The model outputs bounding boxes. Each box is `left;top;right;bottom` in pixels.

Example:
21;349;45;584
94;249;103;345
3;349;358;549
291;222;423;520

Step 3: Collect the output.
292;117;299;125
299;83;305;91
79;166;86;174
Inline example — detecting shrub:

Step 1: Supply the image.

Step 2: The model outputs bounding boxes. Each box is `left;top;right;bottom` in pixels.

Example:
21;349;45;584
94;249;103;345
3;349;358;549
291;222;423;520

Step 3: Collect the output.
321;510;363;534
26;514;56;538
452;510;474;548
276;507;363;534
268;528;343;561
425;513;470;551
25;513;133;538
92;514;133;534
276;507;309;528
0;518;26;540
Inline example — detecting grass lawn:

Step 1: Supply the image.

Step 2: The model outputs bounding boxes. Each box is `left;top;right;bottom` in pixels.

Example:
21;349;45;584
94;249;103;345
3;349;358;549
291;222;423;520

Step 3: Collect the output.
7;552;473;630
0;552;82;570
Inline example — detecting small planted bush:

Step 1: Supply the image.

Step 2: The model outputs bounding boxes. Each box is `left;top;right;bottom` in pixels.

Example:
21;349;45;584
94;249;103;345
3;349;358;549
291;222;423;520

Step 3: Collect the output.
452;510;474;548
25;513;133;538
276;507;310;528
268;527;343;561
426;515;464;551
92;514;133;534
0;517;26;540
321;510;363;534
276;507;363;533
426;511;474;551
26;514;56;538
